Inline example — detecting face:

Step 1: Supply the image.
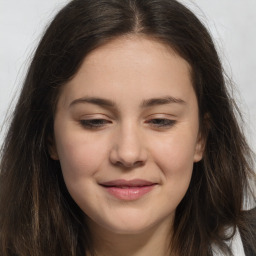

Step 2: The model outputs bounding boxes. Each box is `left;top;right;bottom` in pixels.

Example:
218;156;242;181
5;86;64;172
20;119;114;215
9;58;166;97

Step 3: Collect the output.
51;36;204;236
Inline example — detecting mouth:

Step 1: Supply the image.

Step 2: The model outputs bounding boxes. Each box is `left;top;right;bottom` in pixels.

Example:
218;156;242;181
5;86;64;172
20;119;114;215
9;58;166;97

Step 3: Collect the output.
99;179;157;201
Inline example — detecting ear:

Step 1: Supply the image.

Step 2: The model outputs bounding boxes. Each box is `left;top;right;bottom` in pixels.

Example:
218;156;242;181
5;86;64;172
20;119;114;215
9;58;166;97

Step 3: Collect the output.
193;132;205;162
193;114;210;162
48;136;59;160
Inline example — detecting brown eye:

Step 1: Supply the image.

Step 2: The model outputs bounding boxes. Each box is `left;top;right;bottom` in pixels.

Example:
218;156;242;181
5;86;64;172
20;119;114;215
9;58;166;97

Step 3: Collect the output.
147;119;176;128
80;119;111;129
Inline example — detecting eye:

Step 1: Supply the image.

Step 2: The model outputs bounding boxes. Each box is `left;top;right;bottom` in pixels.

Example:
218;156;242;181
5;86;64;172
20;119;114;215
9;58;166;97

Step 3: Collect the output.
146;118;176;128
79;119;111;129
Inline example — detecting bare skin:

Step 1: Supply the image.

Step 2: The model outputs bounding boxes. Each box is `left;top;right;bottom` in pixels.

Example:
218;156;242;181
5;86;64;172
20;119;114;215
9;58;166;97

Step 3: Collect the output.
51;35;203;256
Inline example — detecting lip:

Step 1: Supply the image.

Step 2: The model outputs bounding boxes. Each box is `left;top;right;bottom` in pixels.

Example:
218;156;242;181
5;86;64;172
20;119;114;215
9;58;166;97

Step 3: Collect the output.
99;179;157;200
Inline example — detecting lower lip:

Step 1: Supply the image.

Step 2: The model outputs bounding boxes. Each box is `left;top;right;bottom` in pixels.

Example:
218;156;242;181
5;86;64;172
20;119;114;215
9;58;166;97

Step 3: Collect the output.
102;185;156;200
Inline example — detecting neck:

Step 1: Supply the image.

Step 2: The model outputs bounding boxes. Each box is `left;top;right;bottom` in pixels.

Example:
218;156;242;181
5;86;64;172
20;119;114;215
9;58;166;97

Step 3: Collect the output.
86;217;174;256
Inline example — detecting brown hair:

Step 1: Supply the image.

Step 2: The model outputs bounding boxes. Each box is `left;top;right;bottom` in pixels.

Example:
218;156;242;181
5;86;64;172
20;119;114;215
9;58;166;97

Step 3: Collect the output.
0;0;255;255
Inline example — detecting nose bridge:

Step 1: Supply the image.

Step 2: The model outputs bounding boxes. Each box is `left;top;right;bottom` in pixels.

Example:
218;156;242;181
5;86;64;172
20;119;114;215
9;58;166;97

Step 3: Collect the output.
119;121;141;153
110;120;147;167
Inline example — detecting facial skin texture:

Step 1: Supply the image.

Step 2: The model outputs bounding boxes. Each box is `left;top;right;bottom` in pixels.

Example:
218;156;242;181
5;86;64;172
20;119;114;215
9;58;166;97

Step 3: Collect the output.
51;35;204;255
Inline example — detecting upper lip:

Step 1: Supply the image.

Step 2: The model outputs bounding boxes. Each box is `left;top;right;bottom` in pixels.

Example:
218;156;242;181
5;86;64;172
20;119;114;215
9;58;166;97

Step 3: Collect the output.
100;179;157;187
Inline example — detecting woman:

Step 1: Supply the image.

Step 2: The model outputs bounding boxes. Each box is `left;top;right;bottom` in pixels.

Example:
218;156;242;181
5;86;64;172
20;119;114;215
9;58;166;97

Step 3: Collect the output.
0;0;255;255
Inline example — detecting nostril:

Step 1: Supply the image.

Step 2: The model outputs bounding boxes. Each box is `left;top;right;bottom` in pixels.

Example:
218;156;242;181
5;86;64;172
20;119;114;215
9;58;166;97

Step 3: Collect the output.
133;160;145;167
115;160;145;168
109;140;148;168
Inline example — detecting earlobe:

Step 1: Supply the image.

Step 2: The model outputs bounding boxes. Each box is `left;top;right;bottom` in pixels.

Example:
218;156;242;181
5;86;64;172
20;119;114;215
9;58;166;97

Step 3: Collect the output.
194;114;210;162
193;135;205;162
48;137;59;160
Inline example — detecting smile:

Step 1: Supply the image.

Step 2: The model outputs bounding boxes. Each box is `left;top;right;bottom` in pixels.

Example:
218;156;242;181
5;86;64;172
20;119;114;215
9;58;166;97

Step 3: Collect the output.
100;179;157;200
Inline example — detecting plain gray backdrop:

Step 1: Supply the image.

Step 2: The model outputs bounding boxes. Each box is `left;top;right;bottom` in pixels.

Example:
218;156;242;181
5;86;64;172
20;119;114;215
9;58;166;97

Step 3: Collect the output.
0;0;256;153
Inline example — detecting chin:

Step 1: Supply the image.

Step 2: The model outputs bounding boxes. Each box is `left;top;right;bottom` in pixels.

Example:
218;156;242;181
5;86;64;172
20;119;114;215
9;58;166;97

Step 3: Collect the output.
105;222;154;235
97;213;164;236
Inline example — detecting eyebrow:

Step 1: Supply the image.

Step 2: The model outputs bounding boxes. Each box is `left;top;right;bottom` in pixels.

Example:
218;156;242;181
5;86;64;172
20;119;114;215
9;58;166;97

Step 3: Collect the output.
140;96;186;108
69;96;186;109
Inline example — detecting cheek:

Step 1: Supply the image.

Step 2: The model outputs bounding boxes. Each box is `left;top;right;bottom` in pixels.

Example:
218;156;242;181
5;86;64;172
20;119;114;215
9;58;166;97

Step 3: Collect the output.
150;133;196;178
55;132;107;180
151;136;195;206
55;134;108;211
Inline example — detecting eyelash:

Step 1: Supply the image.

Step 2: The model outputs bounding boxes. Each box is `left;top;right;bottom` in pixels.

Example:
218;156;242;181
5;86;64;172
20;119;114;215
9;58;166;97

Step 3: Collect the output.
80;119;111;129
146;118;176;128
79;118;176;129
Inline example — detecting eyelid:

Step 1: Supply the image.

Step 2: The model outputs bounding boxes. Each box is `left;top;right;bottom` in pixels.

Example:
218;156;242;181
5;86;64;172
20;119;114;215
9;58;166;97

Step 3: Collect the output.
145;113;177;118
79;113;111;119
79;118;112;130
146;118;176;125
144;114;177;129
78;113;177;130
78;114;113;129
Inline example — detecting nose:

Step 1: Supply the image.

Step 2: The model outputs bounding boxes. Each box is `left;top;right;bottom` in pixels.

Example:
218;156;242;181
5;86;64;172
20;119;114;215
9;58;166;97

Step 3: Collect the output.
109;123;148;168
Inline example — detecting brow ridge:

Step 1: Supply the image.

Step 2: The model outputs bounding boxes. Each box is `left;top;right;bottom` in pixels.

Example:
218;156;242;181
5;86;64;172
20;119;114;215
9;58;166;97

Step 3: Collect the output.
69;96;186;108
140;96;186;108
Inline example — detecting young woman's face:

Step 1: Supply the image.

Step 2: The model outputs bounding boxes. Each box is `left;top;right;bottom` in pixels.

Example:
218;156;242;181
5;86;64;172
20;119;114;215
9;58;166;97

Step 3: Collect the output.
52;36;204;235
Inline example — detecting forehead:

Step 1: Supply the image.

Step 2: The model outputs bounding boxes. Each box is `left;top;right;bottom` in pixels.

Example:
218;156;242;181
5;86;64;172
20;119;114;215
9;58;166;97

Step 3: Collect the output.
58;35;195;108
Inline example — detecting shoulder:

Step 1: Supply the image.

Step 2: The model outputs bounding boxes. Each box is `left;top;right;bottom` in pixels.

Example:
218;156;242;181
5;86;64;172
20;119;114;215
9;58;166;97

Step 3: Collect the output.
211;207;256;256
211;226;246;256
240;207;256;256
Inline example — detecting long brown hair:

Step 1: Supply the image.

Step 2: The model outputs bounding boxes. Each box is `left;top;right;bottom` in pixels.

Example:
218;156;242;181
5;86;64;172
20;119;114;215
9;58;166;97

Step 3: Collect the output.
0;0;255;255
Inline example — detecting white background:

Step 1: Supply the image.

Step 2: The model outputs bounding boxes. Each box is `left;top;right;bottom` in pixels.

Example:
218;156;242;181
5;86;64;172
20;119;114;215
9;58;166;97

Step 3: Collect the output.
0;0;256;153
